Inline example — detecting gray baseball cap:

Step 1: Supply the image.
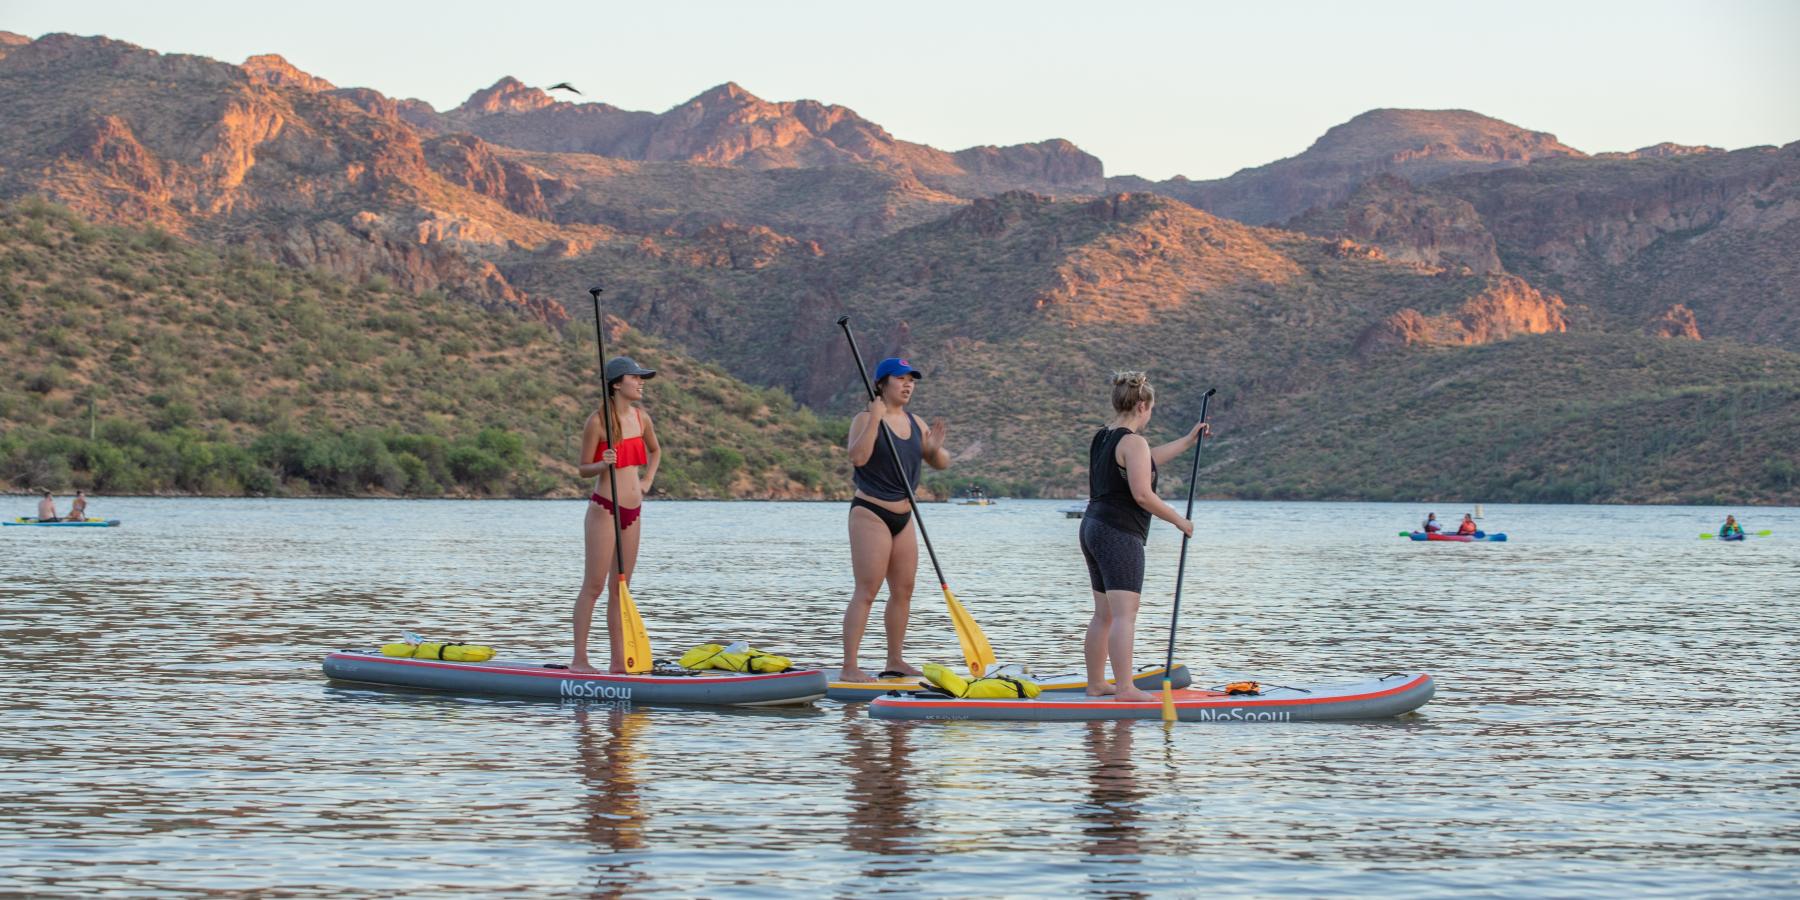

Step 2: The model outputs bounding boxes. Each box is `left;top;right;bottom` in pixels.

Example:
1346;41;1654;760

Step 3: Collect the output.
605;356;657;383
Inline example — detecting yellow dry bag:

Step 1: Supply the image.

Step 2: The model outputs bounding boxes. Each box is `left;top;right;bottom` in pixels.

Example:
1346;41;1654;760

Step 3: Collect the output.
381;641;496;662
923;662;1041;699
676;643;792;673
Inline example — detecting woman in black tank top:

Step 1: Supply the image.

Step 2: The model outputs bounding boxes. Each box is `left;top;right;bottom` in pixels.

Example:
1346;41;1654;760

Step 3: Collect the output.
840;356;951;683
1079;372;1209;702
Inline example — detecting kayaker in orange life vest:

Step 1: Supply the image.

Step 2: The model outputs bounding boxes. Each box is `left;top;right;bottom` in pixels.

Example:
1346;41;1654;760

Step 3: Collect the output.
1457;514;1477;536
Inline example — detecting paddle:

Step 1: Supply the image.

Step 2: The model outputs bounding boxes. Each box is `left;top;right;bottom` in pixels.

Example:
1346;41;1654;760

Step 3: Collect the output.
1163;387;1217;723
836;316;996;677
1700;530;1771;539
589;286;653;674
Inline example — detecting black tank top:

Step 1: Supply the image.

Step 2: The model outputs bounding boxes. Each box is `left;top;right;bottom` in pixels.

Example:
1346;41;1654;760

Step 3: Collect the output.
1085;426;1155;541
853;413;924;501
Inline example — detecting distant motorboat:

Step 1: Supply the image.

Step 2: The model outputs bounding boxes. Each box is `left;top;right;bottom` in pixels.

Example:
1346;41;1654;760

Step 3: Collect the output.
957;487;995;506
1059;503;1086;519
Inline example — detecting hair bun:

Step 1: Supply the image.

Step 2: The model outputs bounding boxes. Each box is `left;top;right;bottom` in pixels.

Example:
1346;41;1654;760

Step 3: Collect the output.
1112;370;1148;388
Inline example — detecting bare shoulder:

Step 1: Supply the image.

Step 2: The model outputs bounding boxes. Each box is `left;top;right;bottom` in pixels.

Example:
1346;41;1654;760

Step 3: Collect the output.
1116;431;1152;463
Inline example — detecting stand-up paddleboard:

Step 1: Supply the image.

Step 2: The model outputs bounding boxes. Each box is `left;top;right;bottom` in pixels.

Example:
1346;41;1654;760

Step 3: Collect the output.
322;651;828;707
6;518;120;527
827;663;1189;703
869;672;1434;722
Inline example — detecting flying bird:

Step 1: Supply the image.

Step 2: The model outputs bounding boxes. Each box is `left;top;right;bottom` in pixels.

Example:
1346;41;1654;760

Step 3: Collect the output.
547;82;582;95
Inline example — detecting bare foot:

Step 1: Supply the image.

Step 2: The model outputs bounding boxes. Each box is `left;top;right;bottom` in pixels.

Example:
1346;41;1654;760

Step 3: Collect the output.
608;663;629;675
1085;682;1117;697
838;666;877;683
569;660;599;674
1114;688;1157;703
884;661;925;677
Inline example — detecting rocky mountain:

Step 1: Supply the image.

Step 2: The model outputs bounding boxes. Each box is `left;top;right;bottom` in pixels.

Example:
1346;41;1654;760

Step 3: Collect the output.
1286;174;1503;274
1286;142;1800;347
1112;109;1586;225
400;78;1107;198
0;34;580;325
1595;142;1723;160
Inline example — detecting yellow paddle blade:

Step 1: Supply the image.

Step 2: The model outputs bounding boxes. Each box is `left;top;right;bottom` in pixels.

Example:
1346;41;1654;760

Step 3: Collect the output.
617;579;652;674
943;585;996;678
1161;678;1176;723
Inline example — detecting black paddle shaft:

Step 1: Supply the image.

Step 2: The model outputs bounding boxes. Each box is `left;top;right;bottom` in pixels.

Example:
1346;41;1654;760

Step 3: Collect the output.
589;286;626;578
836;316;950;588
1163;388;1217;676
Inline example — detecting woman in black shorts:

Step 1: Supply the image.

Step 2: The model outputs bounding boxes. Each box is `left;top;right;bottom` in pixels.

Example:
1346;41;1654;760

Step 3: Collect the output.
1081;372;1207;701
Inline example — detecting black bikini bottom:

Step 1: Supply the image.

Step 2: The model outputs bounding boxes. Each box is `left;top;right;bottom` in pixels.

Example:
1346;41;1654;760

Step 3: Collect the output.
851;497;912;537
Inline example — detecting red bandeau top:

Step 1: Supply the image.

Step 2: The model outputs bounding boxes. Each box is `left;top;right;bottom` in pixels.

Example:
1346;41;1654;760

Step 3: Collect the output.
594;408;649;467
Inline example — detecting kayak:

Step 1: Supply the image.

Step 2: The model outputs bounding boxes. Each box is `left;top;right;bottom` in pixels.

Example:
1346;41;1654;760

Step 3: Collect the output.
5;518;120;527
869;672;1434;722
1720;533;1745;542
321;650;828;707
1406;531;1506;542
827;663;1189;703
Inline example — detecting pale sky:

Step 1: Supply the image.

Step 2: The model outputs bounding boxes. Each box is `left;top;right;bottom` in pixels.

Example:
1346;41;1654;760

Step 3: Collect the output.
6;0;1797;180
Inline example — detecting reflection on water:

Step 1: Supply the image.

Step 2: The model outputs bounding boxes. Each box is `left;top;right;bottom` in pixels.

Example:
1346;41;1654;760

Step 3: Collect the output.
2;497;1798;895
576;707;647;894
1079;720;1144;860
841;706;922;858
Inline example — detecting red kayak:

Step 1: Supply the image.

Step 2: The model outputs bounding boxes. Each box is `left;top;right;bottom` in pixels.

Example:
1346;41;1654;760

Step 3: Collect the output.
1411;532;1473;542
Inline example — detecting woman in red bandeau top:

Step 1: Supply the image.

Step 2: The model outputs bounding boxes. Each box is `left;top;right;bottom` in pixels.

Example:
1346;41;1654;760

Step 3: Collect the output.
571;356;662;674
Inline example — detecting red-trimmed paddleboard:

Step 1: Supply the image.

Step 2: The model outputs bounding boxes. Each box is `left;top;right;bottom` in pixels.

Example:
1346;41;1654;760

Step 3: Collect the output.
868;672;1434;722
322;651;827;707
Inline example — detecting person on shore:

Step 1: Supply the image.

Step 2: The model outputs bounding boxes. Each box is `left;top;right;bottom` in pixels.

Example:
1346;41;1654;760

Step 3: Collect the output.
1081;372;1207;702
1457;513;1478;536
571;356;661;675
36;490;59;523
1720;515;1744;539
840;357;949;683
68;490;88;522
1421;513;1441;534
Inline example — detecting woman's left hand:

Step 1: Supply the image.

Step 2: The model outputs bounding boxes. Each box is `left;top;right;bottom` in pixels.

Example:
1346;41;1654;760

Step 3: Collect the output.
925;418;949;454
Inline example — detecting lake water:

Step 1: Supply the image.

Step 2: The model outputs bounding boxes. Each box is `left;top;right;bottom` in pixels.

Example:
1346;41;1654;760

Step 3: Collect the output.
3;498;1797;896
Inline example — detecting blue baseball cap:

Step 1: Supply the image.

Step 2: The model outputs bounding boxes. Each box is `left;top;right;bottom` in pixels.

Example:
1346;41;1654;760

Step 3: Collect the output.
874;357;921;382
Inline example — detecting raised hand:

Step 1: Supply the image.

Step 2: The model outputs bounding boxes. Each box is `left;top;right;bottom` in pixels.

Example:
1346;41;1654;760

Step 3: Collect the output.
925;418;949;454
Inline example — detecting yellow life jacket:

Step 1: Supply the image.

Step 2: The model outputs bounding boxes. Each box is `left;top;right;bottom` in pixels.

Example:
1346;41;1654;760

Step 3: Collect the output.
382;642;496;662
923;662;1042;699
676;643;793;674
